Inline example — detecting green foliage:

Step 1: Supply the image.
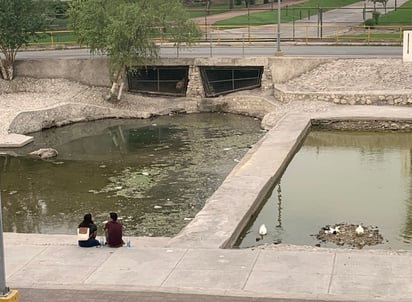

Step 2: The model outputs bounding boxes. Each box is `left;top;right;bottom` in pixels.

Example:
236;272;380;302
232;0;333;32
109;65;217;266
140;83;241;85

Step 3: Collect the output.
69;0;201;90
364;18;376;26
235;0;242;4
0;0;47;49
372;11;381;23
0;0;48;79
40;0;69;19
37;0;70;30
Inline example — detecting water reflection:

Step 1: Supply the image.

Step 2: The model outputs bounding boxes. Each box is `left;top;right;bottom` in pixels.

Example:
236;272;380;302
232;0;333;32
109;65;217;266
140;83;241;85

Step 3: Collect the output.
238;130;412;250
403;149;412;242
0;113;264;237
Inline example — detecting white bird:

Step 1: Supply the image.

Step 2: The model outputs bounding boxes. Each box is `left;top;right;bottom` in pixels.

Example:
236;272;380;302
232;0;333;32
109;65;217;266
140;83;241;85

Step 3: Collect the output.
259;224;268;238
334;226;341;233
324;225;340;235
355;225;364;235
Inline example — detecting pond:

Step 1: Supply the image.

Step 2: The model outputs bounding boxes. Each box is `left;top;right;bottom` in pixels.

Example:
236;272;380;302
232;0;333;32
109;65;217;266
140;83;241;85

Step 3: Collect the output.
237;130;412;250
0;113;264;237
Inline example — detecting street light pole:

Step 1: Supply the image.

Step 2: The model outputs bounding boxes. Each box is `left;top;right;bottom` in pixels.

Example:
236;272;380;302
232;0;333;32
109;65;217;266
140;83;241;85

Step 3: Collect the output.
0;193;8;297
0;192;18;301
275;0;283;56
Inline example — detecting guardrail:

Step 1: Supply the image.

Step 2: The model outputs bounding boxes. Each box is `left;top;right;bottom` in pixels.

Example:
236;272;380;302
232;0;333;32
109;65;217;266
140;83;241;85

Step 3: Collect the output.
27;24;412;49
200;24;412;45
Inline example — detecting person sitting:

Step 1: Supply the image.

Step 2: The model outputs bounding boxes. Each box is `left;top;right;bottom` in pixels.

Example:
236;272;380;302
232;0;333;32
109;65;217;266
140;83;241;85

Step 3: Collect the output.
104;212;124;248
77;213;101;248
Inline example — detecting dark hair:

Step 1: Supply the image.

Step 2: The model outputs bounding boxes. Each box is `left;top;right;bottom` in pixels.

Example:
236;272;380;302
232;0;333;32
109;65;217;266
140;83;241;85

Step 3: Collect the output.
109;212;118;221
79;213;94;227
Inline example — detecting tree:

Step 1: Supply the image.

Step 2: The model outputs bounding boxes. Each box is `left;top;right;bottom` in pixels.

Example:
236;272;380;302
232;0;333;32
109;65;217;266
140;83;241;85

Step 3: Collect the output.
69;0;202;101
0;0;47;80
369;0;388;13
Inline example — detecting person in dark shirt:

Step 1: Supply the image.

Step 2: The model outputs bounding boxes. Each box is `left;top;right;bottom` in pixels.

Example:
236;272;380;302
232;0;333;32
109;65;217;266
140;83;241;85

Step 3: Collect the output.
78;213;101;248
104;212;124;247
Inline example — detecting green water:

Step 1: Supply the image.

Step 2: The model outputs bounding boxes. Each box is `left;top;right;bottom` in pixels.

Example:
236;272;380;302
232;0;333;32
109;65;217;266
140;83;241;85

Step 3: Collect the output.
0;113;264;237
238;130;412;250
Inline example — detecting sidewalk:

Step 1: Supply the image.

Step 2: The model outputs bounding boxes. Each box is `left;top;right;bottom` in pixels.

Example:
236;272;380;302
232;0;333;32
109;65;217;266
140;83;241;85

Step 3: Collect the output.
5;232;412;302
6;104;412;302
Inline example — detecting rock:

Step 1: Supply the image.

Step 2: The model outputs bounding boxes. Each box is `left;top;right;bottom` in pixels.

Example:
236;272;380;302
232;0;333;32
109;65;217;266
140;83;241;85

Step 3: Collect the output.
29;148;58;159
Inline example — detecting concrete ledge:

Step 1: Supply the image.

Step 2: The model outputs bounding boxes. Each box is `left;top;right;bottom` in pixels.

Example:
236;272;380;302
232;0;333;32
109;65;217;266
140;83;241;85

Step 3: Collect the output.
275;86;412;105
0;134;33;148
7;103;153;135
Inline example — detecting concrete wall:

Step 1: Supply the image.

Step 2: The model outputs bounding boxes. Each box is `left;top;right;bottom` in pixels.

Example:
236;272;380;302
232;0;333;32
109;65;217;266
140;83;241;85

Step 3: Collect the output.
268;57;331;83
14;56;329;92
15;57;112;87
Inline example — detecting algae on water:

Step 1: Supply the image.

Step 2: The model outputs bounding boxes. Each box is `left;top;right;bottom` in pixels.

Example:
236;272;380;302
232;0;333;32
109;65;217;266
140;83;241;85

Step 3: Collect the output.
97;167;168;199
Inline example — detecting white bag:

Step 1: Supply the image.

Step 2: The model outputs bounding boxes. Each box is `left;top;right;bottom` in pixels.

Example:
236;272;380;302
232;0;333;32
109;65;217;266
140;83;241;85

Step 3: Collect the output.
77;227;90;241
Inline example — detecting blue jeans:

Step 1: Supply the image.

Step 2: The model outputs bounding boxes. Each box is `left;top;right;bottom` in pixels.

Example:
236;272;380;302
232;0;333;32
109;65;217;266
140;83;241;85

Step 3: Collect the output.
78;237;101;248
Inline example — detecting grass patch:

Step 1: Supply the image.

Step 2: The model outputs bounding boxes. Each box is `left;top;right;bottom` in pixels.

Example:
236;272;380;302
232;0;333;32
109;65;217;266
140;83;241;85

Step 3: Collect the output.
186;3;244;18
341;33;402;39
378;1;412;25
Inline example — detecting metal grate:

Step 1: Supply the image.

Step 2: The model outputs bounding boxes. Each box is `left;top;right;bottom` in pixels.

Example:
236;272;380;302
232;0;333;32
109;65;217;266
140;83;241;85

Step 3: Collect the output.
127;66;189;96
200;66;263;97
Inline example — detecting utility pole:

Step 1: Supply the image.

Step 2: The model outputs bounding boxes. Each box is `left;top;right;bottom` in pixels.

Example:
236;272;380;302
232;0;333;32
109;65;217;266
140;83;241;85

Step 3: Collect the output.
275;0;283;56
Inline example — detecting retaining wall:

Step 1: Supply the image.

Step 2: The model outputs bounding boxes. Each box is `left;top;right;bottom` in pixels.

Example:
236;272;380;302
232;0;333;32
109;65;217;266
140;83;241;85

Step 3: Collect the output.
276;88;412;106
15;56;412;106
15;56;331;96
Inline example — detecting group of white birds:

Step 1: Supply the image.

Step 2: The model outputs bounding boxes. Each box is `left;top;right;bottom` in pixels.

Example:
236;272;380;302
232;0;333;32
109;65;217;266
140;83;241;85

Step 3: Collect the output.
324;224;365;235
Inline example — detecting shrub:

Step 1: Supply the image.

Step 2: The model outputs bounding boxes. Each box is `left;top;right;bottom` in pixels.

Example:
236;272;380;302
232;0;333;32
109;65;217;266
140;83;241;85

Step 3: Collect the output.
364;18;376;27
372;11;381;24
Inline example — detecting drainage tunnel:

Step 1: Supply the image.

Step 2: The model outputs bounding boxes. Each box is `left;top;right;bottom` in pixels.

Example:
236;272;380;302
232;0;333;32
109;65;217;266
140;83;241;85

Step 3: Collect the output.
200;66;263;97
127;66;189;96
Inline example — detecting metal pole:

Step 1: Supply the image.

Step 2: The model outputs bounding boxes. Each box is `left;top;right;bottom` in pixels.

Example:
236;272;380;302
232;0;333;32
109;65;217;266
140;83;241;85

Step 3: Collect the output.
275;0;283;55
248;3;250;43
0;193;9;296
242;34;245;57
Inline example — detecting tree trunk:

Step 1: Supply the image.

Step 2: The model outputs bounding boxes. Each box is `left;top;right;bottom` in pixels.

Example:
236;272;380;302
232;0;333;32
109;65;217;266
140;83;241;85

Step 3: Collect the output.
117;81;124;101
0;57;14;80
0;49;17;80
110;82;117;95
105;68;125;102
0;59;7;80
